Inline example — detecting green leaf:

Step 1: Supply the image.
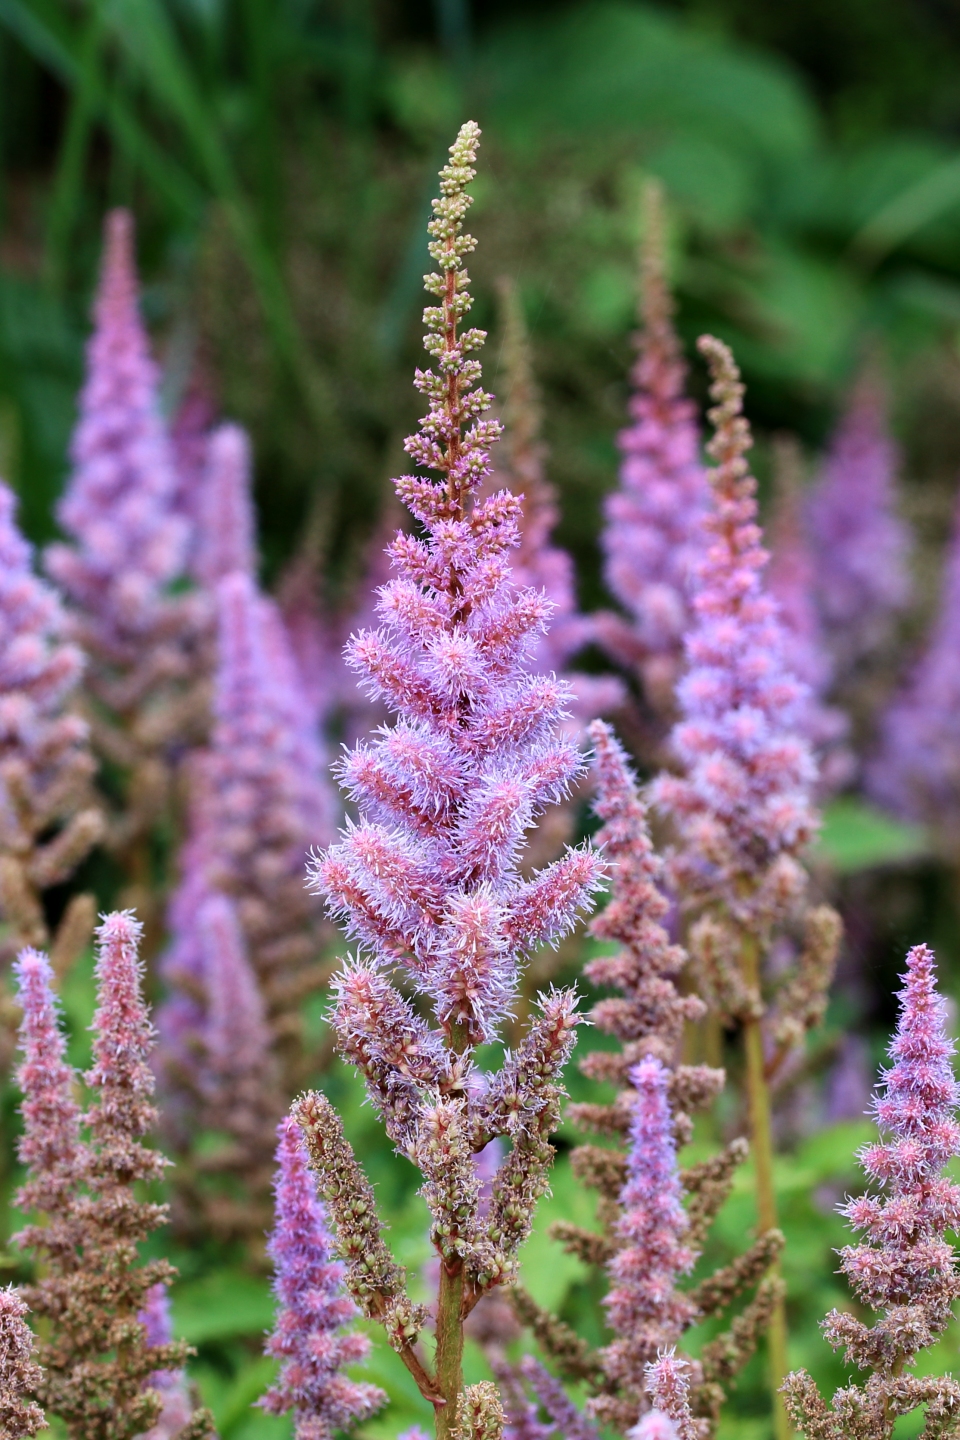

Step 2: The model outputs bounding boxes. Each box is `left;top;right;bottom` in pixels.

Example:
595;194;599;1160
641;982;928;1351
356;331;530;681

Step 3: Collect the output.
816;796;928;873
173;1270;275;1344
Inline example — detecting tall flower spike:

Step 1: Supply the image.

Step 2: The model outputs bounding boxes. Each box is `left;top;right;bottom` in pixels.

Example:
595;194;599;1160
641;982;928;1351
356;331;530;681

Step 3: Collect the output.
766;437;852;797
193;422;257;589
783;944;960;1440
0;1287;46;1440
14;914;212;1440
870;484;960;853
45;209;207;868
158;569;334;1161
595;178;708;720
260;1116;386;1440
807;366;911;680
644;1354;700;1440
0;480;102;963
305;122;601;1440
492;278;623;730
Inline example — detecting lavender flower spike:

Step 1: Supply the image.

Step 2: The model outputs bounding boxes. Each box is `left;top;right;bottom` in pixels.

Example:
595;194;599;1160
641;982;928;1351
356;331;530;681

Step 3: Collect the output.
602;1060;697;1402
0;479;101;958
137;1285;193;1440
783;943;960;1439
0;1287;46;1439
260;1116;386;1439
652;337;817;921
807;367;911;677
595;179;707;716
193;422;257;589
870;485;960;852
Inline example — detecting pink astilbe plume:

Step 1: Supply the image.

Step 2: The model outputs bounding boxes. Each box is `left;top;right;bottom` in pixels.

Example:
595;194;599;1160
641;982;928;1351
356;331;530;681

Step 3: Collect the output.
0;480;102;963
766;440;851;797
807;368;911;679
652;337;818;920
293;123;601;1433
493;278;622;731
644;1354;699;1440
192;423;257;589
13;914;213;1440
869;486;960;853
0;1287;46;1439
259;1117;386;1440
45;210;207;861
602;1060;698;1395
159;571;333;1095
629;1414;679;1440
595;179;707;720
783;944;960;1439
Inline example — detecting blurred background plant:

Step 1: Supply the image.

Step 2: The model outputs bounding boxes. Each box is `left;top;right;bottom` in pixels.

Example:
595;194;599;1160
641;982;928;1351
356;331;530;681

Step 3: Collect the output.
5;2;960;1438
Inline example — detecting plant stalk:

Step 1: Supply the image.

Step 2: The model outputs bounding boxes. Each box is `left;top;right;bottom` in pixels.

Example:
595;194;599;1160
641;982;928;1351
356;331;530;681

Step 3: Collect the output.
741;933;791;1440
433;1259;465;1440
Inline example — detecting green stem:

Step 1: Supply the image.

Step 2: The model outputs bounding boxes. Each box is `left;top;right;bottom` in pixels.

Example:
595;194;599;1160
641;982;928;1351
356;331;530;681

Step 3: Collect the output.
741;934;791;1440
434;1260;466;1440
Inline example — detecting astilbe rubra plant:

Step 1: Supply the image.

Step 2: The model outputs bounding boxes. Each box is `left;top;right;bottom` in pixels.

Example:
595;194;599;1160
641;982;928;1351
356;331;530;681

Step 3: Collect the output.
594;179;707;727
0;479;102;978
12;914;214;1440
783;943;960;1438
0;1287;45;1439
291;120;603;1440
652;337;841;1438
515;723;782;1437
45;211;208;902
259;1117;386;1439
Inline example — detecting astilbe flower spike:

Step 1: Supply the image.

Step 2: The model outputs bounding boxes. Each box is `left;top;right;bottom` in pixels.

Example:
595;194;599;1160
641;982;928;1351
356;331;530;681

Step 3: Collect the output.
806;367;911;681
594;179;707;722
0;479;102;967
158;571;333;1242
0;1287;46;1439
137;1284;194;1440
869;485;960;854
259;1117;386;1440
297;121;602;1440
652;338;838;1440
783;943;960;1439
45;210;207;870
192;422;257;589
13;913;213;1440
765;437;852;797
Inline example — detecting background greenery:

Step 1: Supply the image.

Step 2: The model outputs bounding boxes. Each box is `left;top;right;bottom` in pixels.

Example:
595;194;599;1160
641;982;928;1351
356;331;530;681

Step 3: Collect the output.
5;2;960;1437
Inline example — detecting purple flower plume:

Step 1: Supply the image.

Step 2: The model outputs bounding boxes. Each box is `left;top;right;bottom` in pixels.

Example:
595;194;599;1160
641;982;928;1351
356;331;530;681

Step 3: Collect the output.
783;944;960;1436
807;369;911;676
602;1059;697;1390
46;208;196;674
260;1117;386;1439
193;422;257;588
595;180;708;716
314;132;602;1048
0;480;101;953
653;337;817;919
137;1286;193;1440
869;486;960;849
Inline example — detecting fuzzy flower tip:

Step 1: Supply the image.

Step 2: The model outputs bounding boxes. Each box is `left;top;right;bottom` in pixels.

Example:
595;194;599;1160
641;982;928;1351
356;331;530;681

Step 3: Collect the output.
807;368;911;675
602;1058;697;1388
260;1116;386;1439
596;179;708;713
783;944;960;1437
0;479;100;951
0;1286;45;1440
45;209;189;661
870;487;960;848
86;911;158;1146
644;1353;697;1440
315;119;603;1046
652;336;817;917
193;422;257;588
628;1414;679;1440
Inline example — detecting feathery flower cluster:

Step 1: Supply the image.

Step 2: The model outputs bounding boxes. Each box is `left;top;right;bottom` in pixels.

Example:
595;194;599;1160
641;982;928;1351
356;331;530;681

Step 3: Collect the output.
870;487;960;852
766;440;852;796
13;914;213;1440
0;480;101;961
45;210;207;860
298;122;601;1435
807;369;911;679
652;337;817;921
0;1287;45;1440
493;279;622;729
783;943;960;1438
192;423;257;590
260;1117;386;1439
595;180;707;718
